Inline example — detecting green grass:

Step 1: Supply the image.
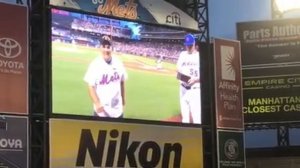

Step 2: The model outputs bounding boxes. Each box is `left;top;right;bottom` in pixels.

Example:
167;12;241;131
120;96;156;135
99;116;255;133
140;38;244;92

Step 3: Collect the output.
52;42;180;120
125;69;179;120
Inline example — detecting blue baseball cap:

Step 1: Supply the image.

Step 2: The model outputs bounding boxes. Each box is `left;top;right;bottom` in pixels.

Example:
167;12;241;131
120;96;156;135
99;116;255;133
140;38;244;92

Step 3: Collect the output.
184;34;195;46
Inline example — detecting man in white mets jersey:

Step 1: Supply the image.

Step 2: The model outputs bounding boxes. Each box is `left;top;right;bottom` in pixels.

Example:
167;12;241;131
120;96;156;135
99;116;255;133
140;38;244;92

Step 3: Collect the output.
176;34;201;124
84;36;127;118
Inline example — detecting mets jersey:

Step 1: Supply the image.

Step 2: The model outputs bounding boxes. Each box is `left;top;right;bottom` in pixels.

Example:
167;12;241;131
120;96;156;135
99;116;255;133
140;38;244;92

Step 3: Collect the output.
176;50;200;88
84;56;127;117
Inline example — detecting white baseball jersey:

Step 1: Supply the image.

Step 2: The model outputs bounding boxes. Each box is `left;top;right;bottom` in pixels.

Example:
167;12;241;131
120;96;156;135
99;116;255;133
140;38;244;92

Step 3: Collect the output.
176;50;201;124
177;50;200;87
84;56;127;117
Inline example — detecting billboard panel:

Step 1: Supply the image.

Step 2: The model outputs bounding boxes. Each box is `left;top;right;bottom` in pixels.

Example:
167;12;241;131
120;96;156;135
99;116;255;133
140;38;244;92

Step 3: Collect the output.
237;19;300;123
237;18;300;66
214;38;244;129
0;115;28;168
217;130;245;168
49;118;203;168
0;2;28;114
49;0;199;31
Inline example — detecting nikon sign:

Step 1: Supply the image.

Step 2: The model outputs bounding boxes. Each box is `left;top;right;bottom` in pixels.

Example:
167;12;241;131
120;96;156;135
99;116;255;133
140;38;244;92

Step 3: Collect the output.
49;119;203;168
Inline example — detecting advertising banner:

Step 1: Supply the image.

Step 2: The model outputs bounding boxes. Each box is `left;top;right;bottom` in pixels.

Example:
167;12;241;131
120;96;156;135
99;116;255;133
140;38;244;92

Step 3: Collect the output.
242;74;300;123
217;130;245;168
49;0;199;31
0;2;28;114
0;115;28;168
237;19;300;123
237;18;300;66
49;118;203;168
214;38;244;129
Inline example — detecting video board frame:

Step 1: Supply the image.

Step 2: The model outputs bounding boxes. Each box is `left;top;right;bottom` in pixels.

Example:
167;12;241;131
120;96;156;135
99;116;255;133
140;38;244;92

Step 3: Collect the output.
49;6;204;127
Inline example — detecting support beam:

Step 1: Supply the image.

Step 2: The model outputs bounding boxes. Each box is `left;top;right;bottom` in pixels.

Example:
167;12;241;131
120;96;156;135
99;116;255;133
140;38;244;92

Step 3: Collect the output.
30;0;50;167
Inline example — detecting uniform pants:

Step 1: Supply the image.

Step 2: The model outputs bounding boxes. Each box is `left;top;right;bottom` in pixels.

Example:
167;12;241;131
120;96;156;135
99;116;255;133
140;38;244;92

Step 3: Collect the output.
180;86;201;124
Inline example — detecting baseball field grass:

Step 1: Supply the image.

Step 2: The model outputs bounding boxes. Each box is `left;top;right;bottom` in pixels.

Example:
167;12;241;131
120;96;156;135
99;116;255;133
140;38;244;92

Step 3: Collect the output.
52;42;180;121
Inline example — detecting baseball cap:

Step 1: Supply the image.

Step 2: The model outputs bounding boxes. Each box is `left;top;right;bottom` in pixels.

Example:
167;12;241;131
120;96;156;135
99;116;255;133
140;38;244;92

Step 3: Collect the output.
184;34;195;46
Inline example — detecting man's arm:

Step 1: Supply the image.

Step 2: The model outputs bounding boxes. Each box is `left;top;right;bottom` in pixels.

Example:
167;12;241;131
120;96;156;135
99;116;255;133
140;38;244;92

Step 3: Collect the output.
87;85;104;113
121;81;125;106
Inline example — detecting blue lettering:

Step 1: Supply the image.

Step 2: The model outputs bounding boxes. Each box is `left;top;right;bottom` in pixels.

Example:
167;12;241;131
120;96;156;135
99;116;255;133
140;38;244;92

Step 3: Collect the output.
182;62;196;67
100;74;109;84
99;72;120;85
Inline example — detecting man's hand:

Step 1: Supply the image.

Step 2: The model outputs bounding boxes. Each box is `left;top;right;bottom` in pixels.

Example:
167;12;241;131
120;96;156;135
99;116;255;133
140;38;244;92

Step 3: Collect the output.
95;103;105;113
188;78;200;86
177;72;191;83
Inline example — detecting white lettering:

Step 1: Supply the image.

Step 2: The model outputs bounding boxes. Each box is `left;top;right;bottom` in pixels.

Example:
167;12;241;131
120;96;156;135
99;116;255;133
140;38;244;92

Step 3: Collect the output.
0;139;23;148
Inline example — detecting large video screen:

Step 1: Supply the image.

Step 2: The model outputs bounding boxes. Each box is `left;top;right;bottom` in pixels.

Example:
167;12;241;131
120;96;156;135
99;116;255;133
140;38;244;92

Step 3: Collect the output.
51;8;201;124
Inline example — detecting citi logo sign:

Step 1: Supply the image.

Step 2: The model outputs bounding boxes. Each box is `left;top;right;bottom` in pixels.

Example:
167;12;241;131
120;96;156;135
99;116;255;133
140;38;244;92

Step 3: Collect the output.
166;12;181;25
16;0;24;4
76;129;182;167
3;0;24;5
0;37;22;59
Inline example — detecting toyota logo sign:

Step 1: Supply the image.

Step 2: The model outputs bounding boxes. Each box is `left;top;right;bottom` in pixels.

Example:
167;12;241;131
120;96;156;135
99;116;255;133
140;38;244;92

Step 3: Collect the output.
0;38;22;59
